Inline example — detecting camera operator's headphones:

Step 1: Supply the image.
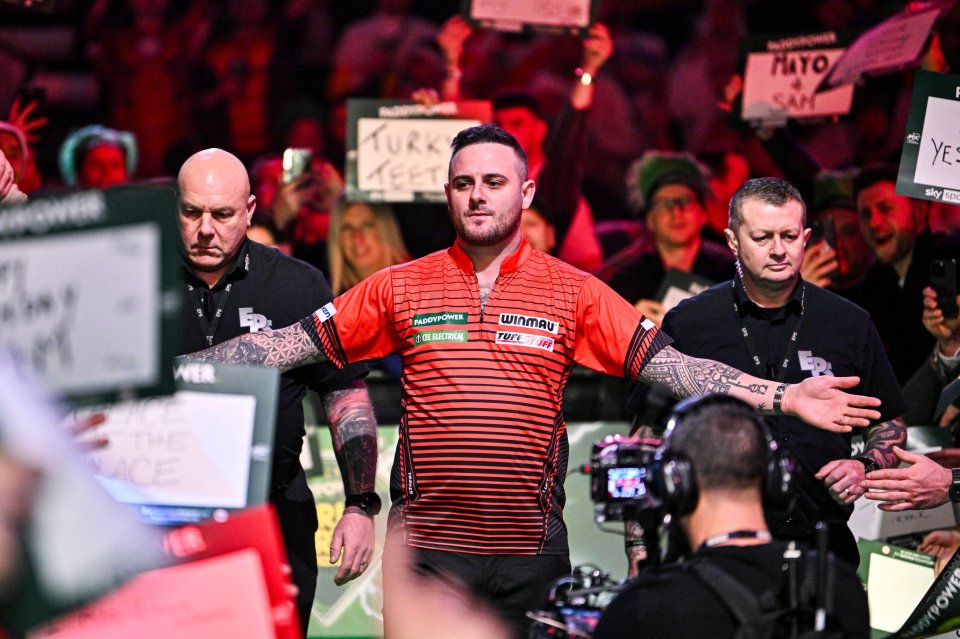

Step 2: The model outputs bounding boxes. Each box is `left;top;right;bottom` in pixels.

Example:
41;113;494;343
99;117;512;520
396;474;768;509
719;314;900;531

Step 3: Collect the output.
644;395;794;517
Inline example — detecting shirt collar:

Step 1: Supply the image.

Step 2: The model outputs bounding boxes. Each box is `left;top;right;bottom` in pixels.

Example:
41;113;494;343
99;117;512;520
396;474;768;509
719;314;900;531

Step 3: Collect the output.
181;239;251;288
448;236;532;275
733;275;803;318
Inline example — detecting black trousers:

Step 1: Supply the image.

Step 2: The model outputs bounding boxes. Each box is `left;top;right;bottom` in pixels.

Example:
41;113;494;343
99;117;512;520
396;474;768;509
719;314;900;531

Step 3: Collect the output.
386;547;571;639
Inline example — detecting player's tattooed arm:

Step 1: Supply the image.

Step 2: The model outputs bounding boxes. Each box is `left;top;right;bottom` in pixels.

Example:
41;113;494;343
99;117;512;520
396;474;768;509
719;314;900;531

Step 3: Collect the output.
182;322;327;372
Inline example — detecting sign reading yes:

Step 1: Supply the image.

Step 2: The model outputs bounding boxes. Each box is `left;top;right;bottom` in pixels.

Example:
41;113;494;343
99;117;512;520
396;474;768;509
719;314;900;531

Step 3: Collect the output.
897;70;960;204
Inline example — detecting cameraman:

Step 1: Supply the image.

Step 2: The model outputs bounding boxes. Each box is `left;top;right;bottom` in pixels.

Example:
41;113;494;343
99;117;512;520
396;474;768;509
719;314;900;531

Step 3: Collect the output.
595;396;869;639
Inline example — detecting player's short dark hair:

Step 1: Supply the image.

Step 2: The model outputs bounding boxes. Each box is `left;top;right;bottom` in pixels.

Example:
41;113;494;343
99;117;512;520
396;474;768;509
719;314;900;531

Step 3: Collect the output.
729;177;806;232
449;124;529;181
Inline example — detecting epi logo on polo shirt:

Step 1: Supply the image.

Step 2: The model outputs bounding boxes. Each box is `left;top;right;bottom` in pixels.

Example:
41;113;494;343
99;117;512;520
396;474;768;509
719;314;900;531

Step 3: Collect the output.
239;307;272;332
498;313;559;334
798;350;833;376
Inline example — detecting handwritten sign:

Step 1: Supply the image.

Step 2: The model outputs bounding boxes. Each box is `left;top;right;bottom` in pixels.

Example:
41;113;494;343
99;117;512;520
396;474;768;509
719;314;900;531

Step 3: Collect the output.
897;70;960;204
740;32;854;126
72;362;279;525
820;0;956;90
462;0;595;34
346;99;492;203
0;186;180;403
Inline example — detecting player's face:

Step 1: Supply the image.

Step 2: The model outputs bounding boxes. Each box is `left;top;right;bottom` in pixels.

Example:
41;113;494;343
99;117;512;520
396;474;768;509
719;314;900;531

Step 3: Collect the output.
726;198;809;289
178;170;255;279
857;180;925;265
445;143;535;248
646;183;707;248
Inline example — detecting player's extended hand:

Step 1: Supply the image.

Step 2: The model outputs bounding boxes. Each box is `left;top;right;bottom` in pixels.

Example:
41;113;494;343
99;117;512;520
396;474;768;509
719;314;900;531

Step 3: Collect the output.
329;509;375;586
860;446;951;511
783;375;881;433
816;458;865;504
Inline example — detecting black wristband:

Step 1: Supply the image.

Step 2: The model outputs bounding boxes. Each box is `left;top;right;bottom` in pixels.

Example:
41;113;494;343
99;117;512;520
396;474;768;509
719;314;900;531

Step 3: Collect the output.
854;456;880;474
345;492;382;516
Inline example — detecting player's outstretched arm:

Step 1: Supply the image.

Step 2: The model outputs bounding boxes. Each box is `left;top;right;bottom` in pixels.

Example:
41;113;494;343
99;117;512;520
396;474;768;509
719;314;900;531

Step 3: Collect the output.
182;320;327;372
639;345;882;433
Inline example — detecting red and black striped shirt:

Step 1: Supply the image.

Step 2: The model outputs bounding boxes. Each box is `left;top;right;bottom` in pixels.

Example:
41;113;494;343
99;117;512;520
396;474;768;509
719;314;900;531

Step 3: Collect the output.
307;239;670;555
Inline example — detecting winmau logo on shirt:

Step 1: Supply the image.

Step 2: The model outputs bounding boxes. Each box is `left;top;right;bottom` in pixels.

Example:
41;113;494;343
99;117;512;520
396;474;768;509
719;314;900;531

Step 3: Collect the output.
498;313;558;334
412;311;468;327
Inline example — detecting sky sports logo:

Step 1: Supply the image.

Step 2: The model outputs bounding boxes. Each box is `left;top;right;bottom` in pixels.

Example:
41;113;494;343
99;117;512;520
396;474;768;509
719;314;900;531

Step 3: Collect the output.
924;187;960;203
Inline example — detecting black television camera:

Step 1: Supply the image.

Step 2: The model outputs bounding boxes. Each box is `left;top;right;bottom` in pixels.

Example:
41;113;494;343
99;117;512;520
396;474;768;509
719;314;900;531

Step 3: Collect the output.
585;435;659;522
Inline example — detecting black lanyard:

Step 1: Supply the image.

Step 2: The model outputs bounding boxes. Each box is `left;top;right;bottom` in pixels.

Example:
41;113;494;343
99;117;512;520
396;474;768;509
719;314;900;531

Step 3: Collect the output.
732;279;805;383
185;246;249;346
186;281;234;346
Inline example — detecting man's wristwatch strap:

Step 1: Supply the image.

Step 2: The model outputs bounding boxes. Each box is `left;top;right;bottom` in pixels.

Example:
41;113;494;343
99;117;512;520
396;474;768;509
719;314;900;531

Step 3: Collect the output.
855;456;880;474
345;492;382;516
950;469;960;504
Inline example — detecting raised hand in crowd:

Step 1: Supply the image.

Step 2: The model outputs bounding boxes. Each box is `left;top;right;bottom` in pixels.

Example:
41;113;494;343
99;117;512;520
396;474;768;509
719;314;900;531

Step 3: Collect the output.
571;22;613;110
0;150;26;204
634;299;665;327
272;161;344;235
436;15;473;101
801;239;839;289
922;286;960;362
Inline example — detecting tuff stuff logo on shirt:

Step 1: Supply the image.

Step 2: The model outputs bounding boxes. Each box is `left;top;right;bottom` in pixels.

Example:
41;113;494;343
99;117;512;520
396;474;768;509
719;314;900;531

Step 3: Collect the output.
798;350;833;376
498;313;559;334
496;331;555;352
412;311;468;327
239;307;272;332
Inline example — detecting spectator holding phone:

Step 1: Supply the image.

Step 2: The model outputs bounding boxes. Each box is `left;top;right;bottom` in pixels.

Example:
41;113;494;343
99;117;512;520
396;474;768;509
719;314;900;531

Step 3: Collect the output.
852;164;960;383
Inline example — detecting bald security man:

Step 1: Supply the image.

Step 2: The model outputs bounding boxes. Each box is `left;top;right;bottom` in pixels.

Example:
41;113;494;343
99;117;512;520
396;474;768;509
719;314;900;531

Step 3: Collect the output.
176;149;379;635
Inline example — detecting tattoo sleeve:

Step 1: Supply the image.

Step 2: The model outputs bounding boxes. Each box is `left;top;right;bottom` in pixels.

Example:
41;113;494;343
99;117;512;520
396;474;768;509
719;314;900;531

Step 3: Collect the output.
638;345;775;410
182;321;328;372
322;379;378;495
862;417;907;469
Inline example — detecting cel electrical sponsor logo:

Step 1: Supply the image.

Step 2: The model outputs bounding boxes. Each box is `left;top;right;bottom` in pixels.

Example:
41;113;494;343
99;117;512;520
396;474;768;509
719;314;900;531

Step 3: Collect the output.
414;330;468;345
412;311;468;327
496;331;555;352
498;313;559;334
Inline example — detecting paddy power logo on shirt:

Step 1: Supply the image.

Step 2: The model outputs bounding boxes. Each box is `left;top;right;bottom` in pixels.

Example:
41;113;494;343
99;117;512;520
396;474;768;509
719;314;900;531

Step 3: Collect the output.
412;311;468;327
414;330;468;345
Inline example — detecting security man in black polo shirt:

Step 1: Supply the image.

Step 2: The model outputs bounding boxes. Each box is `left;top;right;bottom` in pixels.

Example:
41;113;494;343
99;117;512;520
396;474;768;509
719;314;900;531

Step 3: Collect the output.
630;177;906;566
176;149;379;635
